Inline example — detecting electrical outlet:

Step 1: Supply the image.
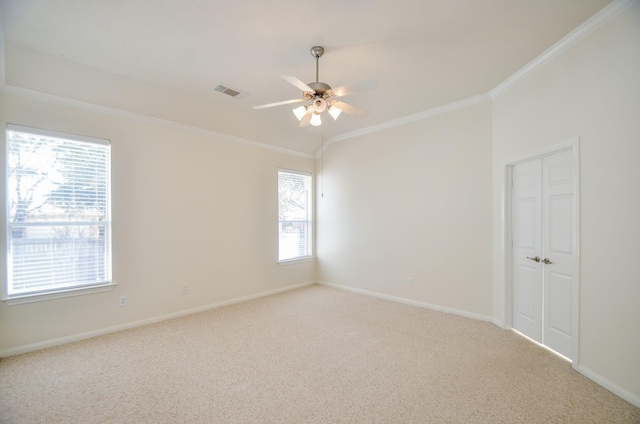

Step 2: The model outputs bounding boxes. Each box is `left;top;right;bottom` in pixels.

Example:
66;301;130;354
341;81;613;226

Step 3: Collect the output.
119;295;127;307
183;286;189;295
271;270;277;278
407;277;413;286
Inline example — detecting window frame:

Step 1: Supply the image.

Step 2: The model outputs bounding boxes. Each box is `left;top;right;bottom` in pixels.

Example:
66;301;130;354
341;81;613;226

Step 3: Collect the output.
277;168;313;263
3;124;114;305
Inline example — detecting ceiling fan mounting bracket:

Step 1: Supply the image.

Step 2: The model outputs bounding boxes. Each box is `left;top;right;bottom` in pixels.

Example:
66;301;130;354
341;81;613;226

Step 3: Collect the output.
310;46;325;58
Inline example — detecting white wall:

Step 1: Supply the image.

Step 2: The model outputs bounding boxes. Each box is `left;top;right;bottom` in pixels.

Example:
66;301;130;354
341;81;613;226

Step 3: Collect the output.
0;18;5;85
317;102;493;318
0;93;315;354
492;2;640;401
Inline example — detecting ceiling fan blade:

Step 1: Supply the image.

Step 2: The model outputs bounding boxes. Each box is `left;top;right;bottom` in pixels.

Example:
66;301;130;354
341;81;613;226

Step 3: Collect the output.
253;98;306;109
299;108;314;127
332;101;369;119
281;75;315;93
328;79;377;99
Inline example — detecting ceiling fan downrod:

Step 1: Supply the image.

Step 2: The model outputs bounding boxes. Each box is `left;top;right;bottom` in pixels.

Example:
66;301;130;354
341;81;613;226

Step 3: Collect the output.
307;46;331;98
310;46;324;83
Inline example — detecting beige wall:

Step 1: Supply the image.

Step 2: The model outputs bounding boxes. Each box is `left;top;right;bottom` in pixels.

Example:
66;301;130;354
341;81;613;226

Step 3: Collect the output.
0;94;315;353
492;3;640;400
317;102;494;318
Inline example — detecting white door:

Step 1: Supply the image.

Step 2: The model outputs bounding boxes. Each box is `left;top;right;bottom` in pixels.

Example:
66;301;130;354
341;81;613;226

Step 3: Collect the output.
512;150;576;360
542;150;575;359
513;158;543;343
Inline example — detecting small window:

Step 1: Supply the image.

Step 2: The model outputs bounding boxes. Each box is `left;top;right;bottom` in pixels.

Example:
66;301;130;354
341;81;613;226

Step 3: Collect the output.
278;170;312;261
4;124;112;301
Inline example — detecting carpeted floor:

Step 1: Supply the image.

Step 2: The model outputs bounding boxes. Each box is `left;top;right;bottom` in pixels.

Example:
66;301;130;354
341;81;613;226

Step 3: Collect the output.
1;285;638;423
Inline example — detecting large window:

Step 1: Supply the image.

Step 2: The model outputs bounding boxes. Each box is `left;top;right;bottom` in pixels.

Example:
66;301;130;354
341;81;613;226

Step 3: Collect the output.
278;170;312;261
4;124;112;301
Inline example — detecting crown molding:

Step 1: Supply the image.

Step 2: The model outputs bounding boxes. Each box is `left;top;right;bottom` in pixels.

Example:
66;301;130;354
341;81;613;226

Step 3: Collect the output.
490;0;639;99
315;0;637;158
4;0;635;160
316;93;491;158
0;84;315;159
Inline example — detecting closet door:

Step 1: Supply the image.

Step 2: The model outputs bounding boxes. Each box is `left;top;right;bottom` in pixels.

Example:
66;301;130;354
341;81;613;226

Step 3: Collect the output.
512;150;576;361
512;158;543;343
542;150;575;359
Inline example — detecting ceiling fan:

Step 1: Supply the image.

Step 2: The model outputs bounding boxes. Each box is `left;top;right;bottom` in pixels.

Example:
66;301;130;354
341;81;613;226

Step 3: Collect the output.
253;46;376;127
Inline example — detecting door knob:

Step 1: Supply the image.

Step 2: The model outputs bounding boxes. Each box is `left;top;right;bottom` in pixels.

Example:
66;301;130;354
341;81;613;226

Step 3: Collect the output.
526;256;541;262
542;258;554;264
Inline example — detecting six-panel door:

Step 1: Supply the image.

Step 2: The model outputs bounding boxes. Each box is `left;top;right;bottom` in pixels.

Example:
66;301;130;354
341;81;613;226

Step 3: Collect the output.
512;150;575;361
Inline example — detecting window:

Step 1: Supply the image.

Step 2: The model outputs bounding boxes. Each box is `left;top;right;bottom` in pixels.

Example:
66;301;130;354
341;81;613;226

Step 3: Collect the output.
4;124;112;301
278;170;312;261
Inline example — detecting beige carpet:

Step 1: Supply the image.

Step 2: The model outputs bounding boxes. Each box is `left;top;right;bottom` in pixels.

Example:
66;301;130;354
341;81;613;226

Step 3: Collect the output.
1;285;638;423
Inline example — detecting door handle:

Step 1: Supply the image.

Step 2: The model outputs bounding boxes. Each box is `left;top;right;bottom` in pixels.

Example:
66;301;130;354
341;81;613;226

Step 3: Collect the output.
526;256;541;262
542;258;553;264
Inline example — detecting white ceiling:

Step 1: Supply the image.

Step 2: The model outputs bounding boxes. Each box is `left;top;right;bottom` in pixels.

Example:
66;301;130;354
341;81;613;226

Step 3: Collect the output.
0;0;613;154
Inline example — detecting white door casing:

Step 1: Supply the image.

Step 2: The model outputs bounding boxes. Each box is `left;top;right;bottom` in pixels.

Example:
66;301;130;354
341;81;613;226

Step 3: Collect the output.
510;145;578;362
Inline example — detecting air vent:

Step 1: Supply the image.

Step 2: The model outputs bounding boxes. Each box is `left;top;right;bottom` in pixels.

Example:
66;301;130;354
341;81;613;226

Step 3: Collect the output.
215;84;246;99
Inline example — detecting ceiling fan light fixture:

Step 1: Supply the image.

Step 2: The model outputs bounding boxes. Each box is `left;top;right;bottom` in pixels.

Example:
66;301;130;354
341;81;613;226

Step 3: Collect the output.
293;105;307;121
312;98;327;113
254;46;374;128
310;113;322;127
328;105;342;120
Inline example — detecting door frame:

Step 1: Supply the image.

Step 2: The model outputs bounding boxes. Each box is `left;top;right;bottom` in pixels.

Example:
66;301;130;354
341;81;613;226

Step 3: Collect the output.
500;138;580;368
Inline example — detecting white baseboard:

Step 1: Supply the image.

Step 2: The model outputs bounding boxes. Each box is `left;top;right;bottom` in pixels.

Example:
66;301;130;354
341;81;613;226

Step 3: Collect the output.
317;281;493;323
5;280;638;410
492;318;506;329
0;281;315;358
577;364;640;409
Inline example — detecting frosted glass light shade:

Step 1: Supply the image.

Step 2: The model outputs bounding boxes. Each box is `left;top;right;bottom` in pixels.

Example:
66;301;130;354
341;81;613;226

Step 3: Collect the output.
310;113;322;127
328;105;342;120
293;105;307;121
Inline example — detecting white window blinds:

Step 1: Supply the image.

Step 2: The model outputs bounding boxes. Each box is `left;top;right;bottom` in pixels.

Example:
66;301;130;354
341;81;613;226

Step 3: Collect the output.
5;125;112;298
278;170;312;261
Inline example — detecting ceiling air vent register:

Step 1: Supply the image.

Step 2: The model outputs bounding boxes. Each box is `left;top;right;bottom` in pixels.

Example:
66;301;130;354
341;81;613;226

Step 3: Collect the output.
215;84;246;99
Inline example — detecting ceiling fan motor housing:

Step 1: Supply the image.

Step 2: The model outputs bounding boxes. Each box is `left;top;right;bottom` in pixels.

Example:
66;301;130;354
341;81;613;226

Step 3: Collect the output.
308;81;331;94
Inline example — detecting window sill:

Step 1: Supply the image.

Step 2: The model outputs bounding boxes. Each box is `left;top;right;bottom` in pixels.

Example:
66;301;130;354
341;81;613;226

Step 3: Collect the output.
2;283;116;306
278;256;315;266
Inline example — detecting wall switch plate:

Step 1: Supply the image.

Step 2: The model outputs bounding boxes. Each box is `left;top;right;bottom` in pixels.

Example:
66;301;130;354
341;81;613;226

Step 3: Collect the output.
407;277;413;286
183;286;189;295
